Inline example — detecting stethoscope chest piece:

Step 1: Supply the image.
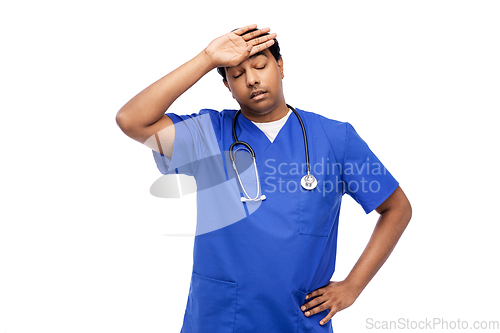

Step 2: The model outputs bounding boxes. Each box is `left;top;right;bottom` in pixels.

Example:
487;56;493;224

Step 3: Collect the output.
301;174;317;190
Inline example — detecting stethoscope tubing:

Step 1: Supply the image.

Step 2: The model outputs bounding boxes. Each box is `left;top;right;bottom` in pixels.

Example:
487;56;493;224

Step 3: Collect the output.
229;104;311;174
229;104;315;201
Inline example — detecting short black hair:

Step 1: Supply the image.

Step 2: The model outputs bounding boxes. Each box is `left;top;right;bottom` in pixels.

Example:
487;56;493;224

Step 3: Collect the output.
216;28;281;81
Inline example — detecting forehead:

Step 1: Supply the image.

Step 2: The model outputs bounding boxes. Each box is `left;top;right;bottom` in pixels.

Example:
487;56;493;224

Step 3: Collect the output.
227;49;271;71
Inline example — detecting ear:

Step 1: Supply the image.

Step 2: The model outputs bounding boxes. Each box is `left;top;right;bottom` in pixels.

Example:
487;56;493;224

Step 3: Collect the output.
277;58;284;79
223;79;230;91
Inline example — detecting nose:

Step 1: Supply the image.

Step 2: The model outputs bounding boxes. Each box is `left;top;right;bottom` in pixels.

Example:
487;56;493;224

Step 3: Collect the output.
246;69;260;87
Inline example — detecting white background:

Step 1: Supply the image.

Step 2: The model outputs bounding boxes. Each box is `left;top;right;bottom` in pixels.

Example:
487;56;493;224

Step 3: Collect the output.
1;0;499;332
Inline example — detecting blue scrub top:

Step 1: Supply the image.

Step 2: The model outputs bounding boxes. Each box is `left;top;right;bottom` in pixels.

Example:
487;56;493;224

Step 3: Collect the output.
152;107;399;333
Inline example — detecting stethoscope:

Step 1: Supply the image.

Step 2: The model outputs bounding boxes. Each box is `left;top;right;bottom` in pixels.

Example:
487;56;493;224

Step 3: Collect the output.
229;104;318;202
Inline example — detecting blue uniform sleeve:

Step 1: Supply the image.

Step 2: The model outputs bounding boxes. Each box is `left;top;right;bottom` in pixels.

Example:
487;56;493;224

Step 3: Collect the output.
152;110;218;176
342;122;399;214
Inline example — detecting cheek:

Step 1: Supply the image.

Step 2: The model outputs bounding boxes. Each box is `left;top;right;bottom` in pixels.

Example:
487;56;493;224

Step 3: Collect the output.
269;71;283;89
228;85;246;101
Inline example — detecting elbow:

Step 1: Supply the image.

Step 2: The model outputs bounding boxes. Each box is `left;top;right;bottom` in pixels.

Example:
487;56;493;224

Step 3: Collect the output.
403;199;412;226
384;199;412;229
395;190;412;227
394;186;412;225
115;109;133;133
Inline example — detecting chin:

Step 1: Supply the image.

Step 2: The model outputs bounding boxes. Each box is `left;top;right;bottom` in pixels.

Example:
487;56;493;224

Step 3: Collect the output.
248;100;279;112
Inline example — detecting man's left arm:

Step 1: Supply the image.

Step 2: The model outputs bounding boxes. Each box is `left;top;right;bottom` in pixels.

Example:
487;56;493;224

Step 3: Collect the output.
300;186;412;325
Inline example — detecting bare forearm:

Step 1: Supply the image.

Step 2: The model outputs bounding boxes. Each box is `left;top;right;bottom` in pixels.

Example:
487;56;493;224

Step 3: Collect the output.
345;203;411;297
299;202;411;325
116;50;215;128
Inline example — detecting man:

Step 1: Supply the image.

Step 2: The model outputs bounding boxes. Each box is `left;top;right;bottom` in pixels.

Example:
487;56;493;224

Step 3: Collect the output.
116;24;412;333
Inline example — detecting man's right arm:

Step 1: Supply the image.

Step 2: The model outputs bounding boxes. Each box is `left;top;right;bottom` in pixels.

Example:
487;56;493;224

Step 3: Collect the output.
115;50;216;159
115;24;277;159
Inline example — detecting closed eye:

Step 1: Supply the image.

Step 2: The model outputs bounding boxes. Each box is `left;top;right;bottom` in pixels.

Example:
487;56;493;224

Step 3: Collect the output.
232;64;265;78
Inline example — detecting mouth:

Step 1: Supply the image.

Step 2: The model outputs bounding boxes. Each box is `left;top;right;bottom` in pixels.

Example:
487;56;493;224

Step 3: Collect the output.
250;90;267;100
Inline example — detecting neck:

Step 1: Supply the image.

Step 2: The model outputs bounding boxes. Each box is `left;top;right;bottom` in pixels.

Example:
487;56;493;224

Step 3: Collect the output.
240;102;290;123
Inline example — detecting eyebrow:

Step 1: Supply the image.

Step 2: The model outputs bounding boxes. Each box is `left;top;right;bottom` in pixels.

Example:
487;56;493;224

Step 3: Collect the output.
227;52;268;74
249;51;268;59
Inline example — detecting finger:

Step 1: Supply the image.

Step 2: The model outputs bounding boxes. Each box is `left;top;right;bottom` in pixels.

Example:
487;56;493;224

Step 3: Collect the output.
303;301;327;317
306;287;325;300
320;309;338;326
247;33;277;46
300;299;317;311
232;24;258;36
248;39;275;57
241;27;271;41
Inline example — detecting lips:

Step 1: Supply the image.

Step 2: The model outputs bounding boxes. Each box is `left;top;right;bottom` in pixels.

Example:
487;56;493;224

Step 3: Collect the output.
250;90;267;100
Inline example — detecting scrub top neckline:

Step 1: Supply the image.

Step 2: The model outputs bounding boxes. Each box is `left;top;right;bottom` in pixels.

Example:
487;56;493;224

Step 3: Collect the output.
233;107;301;164
238;108;295;146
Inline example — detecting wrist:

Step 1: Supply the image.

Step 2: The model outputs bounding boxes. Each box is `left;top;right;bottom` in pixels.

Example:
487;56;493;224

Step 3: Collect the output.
200;48;218;70
344;276;365;299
